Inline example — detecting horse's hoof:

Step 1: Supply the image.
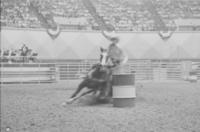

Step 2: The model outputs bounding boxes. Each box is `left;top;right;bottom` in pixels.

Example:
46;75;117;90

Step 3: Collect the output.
61;102;67;106
66;98;74;104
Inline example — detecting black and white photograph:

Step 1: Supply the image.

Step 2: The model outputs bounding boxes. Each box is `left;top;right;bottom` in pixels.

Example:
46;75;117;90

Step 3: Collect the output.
1;0;200;131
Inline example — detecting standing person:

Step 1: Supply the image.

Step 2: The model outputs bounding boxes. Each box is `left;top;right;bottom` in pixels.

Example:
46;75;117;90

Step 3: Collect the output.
21;44;29;56
20;44;29;62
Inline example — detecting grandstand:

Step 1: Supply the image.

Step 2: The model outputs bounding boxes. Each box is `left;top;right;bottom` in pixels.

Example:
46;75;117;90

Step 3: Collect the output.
1;0;200;31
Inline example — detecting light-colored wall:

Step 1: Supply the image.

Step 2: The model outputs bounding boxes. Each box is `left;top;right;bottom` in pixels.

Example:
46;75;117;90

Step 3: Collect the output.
1;28;200;59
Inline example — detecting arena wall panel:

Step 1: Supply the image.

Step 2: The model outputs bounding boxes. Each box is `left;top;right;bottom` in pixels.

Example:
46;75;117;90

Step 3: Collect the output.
1;28;200;59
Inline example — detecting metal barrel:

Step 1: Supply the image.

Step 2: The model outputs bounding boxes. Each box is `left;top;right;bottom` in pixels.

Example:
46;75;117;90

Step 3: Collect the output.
112;73;136;107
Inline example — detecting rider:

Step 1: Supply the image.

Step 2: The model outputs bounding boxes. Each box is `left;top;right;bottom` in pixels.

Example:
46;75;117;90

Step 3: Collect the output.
101;30;128;67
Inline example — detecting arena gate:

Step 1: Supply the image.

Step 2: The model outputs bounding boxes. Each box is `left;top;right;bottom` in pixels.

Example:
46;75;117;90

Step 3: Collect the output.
1;28;200;84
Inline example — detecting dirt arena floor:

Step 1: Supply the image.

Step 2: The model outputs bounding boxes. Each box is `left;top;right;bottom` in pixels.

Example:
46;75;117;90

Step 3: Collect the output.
1;81;200;132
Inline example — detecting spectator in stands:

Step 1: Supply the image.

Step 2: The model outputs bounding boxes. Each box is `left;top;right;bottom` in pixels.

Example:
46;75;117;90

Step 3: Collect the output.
20;44;29;62
3;50;9;56
20;44;29;56
1;0;200;31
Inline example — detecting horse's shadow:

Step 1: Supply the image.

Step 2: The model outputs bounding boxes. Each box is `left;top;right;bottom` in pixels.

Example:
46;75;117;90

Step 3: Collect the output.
75;94;112;106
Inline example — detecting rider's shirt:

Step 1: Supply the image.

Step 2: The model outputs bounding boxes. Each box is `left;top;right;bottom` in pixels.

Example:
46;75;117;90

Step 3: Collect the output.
107;43;125;66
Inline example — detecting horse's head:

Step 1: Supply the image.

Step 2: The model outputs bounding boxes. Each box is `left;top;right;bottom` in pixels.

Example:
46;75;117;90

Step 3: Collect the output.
100;47;109;66
91;63;102;71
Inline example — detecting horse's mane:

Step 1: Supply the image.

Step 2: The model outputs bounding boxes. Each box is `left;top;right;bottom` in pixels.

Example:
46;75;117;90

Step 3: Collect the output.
87;63;113;80
86;64;101;79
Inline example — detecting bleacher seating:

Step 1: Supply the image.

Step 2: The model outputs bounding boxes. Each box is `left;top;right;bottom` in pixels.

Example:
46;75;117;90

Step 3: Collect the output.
1;0;200;31
0;45;38;63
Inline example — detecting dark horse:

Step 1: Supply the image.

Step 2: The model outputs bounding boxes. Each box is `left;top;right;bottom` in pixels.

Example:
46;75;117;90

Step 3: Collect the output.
63;44;127;105
63;63;113;104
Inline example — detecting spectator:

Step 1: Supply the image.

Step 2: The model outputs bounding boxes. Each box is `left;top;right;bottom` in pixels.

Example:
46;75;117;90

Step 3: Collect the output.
20;44;29;56
1;0;200;31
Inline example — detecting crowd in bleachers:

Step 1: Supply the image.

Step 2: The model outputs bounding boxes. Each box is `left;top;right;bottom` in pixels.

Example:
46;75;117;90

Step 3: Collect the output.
1;0;200;31
0;44;38;63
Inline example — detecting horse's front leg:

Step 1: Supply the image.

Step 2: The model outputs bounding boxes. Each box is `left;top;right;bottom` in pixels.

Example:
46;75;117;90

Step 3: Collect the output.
69;89;94;103
70;80;86;98
63;80;87;105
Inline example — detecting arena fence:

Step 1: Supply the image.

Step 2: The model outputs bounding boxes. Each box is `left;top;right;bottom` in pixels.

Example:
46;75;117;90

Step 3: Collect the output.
1;63;57;84
1;59;200;84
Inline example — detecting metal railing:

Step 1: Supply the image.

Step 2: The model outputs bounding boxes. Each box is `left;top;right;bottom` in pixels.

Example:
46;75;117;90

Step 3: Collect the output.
1;59;200;84
1;63;57;84
0;55;38;63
